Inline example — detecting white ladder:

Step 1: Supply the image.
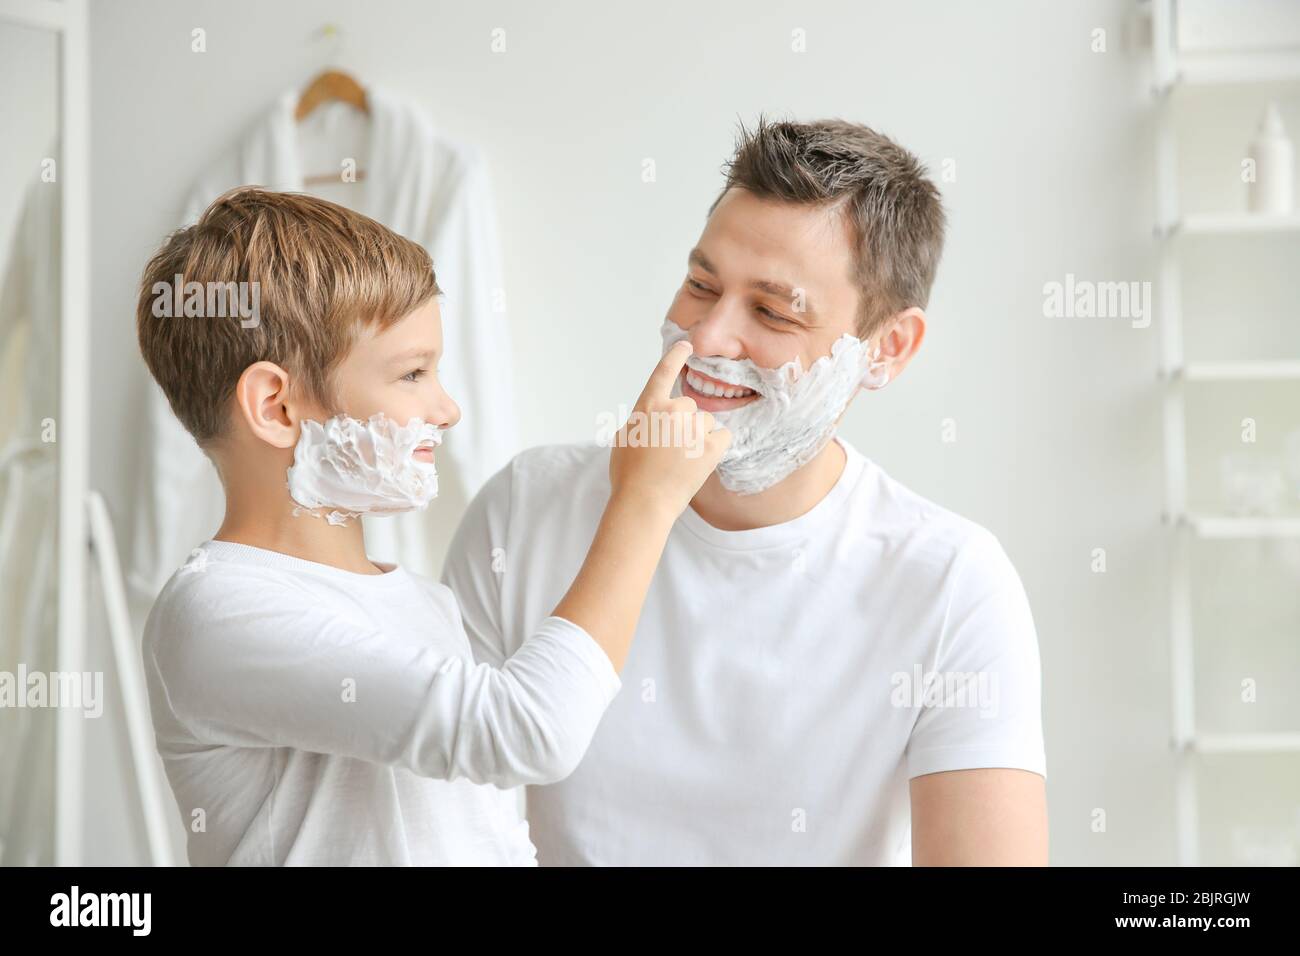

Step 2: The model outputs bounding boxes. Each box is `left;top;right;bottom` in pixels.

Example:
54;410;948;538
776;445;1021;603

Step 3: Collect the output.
1150;0;1300;867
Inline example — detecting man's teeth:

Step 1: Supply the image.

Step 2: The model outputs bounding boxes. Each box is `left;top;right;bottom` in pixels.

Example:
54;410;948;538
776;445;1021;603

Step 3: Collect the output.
686;370;755;399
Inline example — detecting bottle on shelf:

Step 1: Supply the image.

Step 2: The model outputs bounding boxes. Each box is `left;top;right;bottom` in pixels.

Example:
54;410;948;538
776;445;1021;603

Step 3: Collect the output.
1246;102;1295;215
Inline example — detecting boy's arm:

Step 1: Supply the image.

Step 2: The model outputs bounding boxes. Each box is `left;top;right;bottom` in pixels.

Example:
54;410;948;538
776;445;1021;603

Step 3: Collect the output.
446;341;727;675
551;340;729;672
149;590;621;788
154;345;726;789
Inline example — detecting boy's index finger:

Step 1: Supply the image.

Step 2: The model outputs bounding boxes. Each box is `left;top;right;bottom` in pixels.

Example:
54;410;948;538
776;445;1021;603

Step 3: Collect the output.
640;340;692;404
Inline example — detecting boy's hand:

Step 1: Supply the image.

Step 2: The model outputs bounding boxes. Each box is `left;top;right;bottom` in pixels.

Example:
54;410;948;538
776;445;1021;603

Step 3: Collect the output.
609;341;731;520
557;342;731;671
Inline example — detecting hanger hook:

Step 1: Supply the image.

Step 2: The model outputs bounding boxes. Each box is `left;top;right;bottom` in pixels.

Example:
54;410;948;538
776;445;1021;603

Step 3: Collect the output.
314;22;345;65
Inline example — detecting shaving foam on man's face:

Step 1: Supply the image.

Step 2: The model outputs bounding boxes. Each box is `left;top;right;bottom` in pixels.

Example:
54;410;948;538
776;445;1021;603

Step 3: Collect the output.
659;319;887;494
285;297;461;523
660;187;892;495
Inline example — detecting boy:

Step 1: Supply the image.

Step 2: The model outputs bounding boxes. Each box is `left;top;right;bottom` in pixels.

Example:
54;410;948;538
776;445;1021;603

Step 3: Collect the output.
136;187;728;865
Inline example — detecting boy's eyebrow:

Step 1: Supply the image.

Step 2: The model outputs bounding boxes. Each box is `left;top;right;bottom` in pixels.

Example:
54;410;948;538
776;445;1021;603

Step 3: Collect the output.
388;347;438;365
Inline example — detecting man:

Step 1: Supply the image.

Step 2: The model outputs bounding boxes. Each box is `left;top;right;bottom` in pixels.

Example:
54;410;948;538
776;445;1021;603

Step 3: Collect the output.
444;118;1048;865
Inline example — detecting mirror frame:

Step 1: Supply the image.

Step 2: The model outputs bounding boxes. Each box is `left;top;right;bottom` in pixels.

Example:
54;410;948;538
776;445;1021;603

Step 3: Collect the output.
0;0;89;866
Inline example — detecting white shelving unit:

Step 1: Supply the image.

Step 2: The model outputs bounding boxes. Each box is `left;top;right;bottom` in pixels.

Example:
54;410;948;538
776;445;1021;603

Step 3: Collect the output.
1170;360;1300;381
1149;0;1300;866
1165;213;1300;236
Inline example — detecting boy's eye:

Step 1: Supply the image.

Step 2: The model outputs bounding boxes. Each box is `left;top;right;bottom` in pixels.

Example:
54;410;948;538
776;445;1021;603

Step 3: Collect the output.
402;368;427;383
685;277;715;295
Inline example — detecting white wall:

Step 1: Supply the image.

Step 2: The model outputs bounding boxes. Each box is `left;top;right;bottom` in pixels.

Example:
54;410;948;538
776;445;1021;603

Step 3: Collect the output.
78;0;1298;865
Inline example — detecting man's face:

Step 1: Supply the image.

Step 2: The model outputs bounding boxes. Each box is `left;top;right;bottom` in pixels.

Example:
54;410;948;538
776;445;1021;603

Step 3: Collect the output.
327;297;461;464
664;187;862;412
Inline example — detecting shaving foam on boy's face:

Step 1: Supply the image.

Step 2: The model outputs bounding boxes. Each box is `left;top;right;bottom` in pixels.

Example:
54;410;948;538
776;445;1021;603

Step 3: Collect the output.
283;297;459;524
286;414;443;524
659;318;889;495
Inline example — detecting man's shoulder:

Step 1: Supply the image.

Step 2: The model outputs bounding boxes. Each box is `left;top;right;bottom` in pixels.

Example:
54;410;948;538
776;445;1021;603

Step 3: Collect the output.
510;441;609;483
476;442;610;511
842;441;1006;578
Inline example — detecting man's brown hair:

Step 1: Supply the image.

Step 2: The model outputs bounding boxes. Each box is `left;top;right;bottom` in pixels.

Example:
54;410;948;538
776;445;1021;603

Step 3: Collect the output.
137;187;440;446
711;117;946;337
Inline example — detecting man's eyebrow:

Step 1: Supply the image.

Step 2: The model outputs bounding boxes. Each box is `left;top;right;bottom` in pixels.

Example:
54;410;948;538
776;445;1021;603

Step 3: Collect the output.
687;248;716;273
751;279;817;317
689;247;816;318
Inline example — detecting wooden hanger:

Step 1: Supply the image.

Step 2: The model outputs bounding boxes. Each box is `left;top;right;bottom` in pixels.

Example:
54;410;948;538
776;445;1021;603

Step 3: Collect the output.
296;67;370;185
295;68;369;122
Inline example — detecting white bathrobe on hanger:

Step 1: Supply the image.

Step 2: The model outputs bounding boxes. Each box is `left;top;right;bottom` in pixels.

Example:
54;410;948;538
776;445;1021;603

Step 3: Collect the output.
130;86;516;596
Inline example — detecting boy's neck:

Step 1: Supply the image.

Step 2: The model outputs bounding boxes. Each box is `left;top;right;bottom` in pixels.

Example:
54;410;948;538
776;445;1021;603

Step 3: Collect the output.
214;457;385;575
215;511;385;575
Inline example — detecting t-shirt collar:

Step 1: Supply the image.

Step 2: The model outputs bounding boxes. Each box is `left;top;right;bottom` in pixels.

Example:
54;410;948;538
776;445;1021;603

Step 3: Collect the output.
674;437;870;551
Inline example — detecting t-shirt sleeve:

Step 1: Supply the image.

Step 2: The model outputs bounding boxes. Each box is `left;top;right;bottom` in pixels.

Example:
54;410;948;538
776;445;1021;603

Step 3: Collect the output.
147;568;620;788
442;459;514;668
904;530;1047;780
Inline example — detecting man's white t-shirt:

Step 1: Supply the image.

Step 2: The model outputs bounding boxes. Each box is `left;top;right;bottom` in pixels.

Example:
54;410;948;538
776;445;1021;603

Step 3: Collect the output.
142;539;621;866
443;438;1047;865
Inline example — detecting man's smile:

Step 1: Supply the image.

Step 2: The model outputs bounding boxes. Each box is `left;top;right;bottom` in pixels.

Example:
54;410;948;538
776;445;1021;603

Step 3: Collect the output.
681;367;760;411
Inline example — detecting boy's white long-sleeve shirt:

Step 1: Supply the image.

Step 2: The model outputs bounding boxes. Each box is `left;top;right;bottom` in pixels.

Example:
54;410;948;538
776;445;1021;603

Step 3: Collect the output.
141;539;621;866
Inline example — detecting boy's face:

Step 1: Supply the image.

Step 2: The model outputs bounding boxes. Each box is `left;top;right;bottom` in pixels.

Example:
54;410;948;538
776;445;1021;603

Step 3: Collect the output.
663;187;864;412
325;297;460;463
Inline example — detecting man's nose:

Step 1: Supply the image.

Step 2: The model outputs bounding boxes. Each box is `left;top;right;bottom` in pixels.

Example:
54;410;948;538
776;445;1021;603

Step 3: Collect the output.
688;299;748;359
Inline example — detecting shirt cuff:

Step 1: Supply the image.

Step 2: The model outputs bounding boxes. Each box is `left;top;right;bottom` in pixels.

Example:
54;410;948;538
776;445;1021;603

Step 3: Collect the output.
906;743;1047;780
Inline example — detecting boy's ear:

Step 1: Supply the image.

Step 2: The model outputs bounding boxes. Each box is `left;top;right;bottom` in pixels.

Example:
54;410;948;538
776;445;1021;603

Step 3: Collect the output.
233;361;299;450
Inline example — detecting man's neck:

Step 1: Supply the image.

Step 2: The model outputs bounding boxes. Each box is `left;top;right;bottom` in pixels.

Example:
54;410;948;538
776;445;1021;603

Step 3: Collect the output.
688;437;847;532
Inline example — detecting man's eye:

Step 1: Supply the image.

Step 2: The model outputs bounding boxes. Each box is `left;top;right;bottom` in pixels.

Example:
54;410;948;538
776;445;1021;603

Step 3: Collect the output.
402;368;427;383
757;306;796;325
685;277;714;295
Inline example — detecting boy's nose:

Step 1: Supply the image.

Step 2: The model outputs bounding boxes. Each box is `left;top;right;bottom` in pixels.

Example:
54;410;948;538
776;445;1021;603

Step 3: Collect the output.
432;396;461;431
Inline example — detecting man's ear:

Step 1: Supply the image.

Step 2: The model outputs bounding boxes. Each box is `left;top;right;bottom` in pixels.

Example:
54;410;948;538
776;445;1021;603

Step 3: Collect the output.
232;361;299;450
865;306;926;389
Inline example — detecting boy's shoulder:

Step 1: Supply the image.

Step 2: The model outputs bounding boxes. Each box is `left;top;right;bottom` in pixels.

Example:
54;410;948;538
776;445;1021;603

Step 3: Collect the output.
147;540;457;609
143;541;449;640
142;544;466;688
142;545;313;646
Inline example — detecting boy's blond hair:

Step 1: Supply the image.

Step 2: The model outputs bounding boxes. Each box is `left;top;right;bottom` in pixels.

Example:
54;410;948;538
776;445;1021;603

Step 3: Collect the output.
137;187;440;446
